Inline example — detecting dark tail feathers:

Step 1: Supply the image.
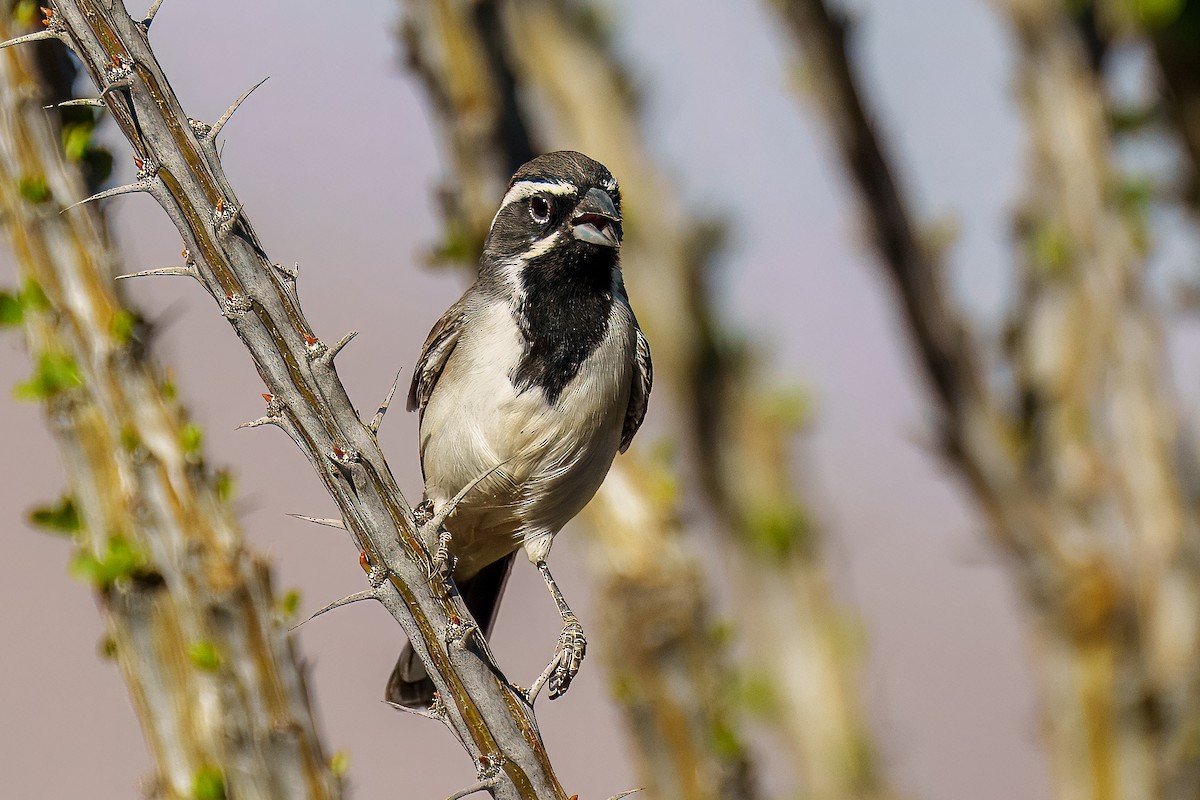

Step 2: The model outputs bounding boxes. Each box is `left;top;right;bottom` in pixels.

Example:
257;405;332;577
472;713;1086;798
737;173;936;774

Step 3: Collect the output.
385;553;515;708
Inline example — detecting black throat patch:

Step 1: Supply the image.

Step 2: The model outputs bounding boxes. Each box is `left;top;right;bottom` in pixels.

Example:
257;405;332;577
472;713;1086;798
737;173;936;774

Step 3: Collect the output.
511;243;616;405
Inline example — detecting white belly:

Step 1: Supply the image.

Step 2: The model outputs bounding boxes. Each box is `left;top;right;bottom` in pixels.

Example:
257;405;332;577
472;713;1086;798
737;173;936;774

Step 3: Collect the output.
418;299;635;576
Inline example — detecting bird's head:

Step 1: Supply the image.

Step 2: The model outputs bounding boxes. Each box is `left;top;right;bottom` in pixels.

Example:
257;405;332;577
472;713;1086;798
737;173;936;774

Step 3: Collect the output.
481;151;623;284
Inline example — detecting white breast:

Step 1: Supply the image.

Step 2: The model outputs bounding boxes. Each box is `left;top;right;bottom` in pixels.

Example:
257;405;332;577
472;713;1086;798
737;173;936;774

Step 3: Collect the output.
418;296;636;576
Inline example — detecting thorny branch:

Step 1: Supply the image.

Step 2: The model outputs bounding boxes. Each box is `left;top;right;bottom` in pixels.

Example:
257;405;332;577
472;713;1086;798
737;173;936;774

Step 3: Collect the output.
6;2;570;798
0;9;339;797
775;0;1200;797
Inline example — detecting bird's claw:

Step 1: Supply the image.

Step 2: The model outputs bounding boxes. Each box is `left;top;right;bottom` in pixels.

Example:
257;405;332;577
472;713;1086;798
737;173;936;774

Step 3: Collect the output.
426;529;456;595
547;617;586;700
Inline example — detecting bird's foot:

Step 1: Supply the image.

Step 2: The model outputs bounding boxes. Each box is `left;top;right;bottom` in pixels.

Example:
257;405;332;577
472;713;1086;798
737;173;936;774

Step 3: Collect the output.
527;616;586;703
426;528;456;595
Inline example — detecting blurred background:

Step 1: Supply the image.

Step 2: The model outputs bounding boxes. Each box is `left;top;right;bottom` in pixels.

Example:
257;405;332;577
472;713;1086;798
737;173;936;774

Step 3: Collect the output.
3;1;1196;799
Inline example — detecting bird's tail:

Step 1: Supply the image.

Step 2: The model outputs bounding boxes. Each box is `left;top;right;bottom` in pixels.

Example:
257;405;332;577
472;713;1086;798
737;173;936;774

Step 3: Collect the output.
385;552;516;708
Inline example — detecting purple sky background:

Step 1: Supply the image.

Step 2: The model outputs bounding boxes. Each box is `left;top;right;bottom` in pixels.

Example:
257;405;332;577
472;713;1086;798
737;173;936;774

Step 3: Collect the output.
0;1;1075;798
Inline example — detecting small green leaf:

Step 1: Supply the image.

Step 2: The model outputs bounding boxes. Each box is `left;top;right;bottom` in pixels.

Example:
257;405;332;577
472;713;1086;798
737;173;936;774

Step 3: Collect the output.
18;175;51;204
98;636;118;660
180;422;203;456
214;469;235;503
28;496;81;534
62;123;94;163
0;292;23;326
1132;0;1184;27
277;588;301;620
14;351;83;400
69;535;147;590
188;641;222;672
21;279;49;312
120;424;141;452
13;0;38;27
192;766;226;800
745;501;814;561
110;310;136;344
329;751;350;779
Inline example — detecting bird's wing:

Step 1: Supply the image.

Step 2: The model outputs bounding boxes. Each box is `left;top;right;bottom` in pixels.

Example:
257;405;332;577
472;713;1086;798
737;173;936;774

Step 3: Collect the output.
620;324;653;453
407;293;470;416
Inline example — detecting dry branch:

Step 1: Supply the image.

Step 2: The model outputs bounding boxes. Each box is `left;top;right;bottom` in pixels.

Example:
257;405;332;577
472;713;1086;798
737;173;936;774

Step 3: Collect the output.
0;8;338;798
774;0;1200;796
7;2;572;798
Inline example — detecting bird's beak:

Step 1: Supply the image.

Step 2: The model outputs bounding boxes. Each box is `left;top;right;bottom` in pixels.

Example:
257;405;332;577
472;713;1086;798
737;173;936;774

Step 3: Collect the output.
571;187;621;248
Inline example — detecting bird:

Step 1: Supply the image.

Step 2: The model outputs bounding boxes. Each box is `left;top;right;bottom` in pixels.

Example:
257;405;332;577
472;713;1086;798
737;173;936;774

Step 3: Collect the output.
386;151;652;708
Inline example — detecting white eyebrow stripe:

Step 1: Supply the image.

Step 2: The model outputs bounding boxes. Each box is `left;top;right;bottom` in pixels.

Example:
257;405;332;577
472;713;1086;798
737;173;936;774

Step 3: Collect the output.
490;180;578;230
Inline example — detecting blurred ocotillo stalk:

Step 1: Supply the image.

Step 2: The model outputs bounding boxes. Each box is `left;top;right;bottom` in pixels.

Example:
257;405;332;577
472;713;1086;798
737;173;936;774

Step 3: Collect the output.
773;0;1200;797
3;2;575;798
0;6;340;799
398;2;897;798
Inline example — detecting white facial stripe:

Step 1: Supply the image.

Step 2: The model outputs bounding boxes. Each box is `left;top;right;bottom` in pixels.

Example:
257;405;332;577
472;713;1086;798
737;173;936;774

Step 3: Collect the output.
489;180;578;231
523;230;564;260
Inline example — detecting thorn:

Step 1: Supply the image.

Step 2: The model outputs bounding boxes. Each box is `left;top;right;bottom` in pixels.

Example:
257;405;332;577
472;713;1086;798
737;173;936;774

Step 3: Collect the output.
272;261;299;281
98;79;132;102
47;99;105;109
289;589;380;631
420;457;513;540
444;778;501;800
0;29;61;51
320;330;358;364
383;699;443;721
369;370;403;434
141;0;166;27
100;56;135;99
235;416;276;430
606;791;643;800
115;266;196;281
287;514;346;530
207;76;270;143
59;182;145;214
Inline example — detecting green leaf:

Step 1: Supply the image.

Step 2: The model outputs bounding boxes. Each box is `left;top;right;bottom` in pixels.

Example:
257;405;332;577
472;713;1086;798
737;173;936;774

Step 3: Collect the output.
1132;0;1185;27
69;535;147;590
180;422;203;455
188;641;222;672
20;279;49;312
277;588;301;620
17;175;51;204
214;469;235;503
14;351;83;400
62;123;94;162
0;292;23;326
13;0;38;27
745;501;814;561
110;310;136;344
28;496;81;535
192;766;226;800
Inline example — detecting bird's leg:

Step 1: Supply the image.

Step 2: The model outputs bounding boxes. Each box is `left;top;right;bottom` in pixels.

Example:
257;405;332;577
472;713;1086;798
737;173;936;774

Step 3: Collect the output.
428;527;455;588
526;560;586;703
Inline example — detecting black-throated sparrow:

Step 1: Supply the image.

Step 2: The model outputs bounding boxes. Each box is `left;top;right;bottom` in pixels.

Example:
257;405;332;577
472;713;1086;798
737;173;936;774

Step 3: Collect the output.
387;151;652;707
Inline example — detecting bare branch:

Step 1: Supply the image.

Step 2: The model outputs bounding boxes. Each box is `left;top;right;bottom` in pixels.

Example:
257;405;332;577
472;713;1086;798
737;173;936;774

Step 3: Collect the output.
49;2;566;796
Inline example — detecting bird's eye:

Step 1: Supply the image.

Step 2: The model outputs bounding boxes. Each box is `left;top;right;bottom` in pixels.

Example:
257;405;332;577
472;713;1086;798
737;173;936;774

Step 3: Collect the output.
529;196;551;223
